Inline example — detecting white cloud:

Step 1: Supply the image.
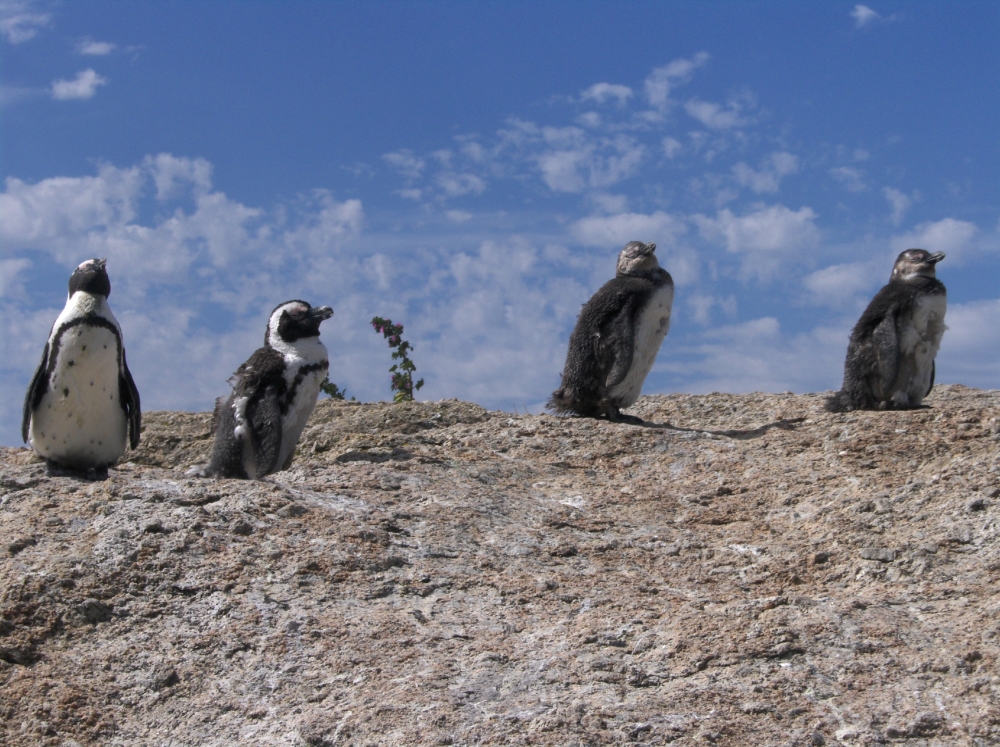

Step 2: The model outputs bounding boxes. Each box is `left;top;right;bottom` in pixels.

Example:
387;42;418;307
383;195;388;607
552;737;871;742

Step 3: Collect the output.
580;82;633;106
686;293;736;325
732;151;799;194
0;257;31;298
644;52;709;109
536;135;644;194
0;0;50;43
146;153;213;200
882;187;911;225
436;172;485;197
662;137;682;158
829;166;866;192
587;192;629;215
802;261;880;308
938;299;1000;389
684;98;747;130
0;165;143;252
671;317;847;394
694;204;820;280
51;69;109;100
890;218;979;264
382;150;426;180
78;39;116;55
851;5;880;28
446;210;472;223
570;210;687;249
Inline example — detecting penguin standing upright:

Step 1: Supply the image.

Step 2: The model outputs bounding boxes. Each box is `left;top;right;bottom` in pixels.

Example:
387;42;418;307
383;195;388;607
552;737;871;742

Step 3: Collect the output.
827;248;947;412
549;241;674;422
22;258;141;478
206;300;333;479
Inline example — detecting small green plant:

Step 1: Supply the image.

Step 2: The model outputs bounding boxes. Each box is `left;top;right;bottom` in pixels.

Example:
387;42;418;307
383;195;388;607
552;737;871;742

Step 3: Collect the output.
319;378;350;400
372;316;424;402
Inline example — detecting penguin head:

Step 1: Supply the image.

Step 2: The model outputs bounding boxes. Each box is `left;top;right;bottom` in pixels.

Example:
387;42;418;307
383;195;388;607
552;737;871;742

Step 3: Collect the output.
68;258;111;298
266;300;334;345
616;241;661;278
890;249;945;282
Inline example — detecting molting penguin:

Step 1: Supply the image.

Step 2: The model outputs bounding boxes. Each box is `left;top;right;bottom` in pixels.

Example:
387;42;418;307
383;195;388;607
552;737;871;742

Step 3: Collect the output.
549;241;674;423
206;300;333;479
22;258;141;478
826;249;947;412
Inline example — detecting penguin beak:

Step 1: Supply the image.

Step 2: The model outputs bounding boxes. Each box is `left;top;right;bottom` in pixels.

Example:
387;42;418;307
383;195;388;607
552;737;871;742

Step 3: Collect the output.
926;252;945;264
94;257;107;270
310;306;334;322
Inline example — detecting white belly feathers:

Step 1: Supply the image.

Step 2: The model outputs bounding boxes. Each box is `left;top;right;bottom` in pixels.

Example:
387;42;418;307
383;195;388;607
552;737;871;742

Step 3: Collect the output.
891;293;947;407
608;283;674;408
29;323;127;468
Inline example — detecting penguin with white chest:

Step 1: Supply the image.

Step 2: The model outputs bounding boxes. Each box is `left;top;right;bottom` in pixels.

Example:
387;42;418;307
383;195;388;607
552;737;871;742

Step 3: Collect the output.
827;249;947;412
549;241;674;423
206;300;333;479
22;258;141;478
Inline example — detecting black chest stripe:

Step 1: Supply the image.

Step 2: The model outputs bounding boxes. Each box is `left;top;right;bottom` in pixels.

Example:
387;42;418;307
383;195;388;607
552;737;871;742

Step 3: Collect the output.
46;316;122;381
280;360;329;415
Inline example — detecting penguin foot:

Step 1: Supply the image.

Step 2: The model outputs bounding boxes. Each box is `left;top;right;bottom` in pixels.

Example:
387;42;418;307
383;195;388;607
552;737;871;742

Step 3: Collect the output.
46;461;110;481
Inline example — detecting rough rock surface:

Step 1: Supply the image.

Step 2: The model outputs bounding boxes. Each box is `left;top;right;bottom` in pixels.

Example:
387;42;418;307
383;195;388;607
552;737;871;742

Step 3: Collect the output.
1;385;998;746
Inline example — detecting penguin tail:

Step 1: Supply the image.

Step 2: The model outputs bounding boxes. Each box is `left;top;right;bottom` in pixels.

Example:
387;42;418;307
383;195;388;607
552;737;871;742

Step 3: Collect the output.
546;387;577;415
210;396;227;435
824;391;850;413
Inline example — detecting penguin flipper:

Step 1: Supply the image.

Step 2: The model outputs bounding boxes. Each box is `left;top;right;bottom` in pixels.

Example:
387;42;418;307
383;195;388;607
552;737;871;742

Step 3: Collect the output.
871;310;900;401
22;343;50;443
927;360;935;397
245;386;283;477
119;349;142;450
598;311;635;389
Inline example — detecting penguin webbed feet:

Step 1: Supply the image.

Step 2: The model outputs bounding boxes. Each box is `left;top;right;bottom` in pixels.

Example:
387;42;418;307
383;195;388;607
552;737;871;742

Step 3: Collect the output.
601;404;644;426
45;460;110;481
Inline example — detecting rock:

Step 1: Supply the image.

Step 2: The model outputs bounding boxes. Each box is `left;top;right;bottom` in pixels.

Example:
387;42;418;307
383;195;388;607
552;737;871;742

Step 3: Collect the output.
0;386;997;745
859;547;896;562
78;598;112;623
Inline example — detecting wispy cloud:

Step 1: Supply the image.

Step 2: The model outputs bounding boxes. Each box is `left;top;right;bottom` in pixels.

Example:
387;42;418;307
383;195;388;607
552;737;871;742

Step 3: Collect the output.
644;51;709;109
51;69;109;100
851;5;899;30
802;261;880;308
570;210;687;248
732;152;799;194
694;204;820;280
890;218;980;264
0;0;51;44
851;5;881;28
829;166;866;192
77;38;116;55
684;97;750;130
882;187;912;225
580;82;633;106
383;149;426;180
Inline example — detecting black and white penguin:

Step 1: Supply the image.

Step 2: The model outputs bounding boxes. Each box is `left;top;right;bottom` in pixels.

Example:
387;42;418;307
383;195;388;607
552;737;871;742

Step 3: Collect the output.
22;258;141;477
548;241;674;422
205;300;333;479
826;248;947;412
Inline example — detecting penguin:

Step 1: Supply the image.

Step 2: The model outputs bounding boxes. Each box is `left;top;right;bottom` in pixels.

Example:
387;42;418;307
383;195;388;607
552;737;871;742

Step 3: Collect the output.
548;241;674;423
826;248;946;412
206;300;333;479
22;258;141;478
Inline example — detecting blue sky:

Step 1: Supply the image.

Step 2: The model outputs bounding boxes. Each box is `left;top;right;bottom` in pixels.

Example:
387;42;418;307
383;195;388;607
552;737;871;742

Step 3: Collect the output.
1;1;998;445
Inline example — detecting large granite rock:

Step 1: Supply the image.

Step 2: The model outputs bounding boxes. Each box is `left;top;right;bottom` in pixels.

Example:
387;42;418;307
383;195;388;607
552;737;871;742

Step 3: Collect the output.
1;386;998;745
